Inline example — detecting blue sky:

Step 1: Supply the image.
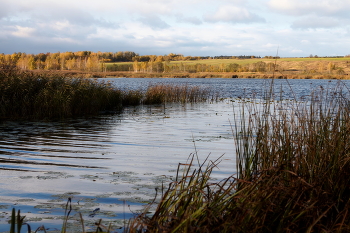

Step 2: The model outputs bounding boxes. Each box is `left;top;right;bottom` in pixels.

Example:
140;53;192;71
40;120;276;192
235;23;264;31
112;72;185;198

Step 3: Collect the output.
1;0;350;57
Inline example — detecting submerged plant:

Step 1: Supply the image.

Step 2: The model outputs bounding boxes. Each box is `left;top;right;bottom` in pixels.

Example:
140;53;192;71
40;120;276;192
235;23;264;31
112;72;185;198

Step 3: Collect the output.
9;208;31;233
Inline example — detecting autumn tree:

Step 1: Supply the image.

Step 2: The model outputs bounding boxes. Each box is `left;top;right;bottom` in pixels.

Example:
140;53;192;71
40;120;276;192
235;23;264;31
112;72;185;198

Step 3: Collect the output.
28;55;36;70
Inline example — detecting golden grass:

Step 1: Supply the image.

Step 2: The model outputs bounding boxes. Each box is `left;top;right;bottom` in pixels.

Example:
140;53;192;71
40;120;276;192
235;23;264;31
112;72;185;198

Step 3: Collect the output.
108;57;350;66
104;57;350;79
143;84;215;104
0;70;124;120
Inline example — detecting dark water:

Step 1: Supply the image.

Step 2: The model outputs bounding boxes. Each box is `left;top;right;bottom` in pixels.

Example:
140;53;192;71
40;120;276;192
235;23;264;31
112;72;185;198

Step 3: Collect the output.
0;78;349;232
104;77;350;100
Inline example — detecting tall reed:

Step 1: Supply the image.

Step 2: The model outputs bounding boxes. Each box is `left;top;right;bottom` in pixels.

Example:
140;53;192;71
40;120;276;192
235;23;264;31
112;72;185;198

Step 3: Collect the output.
143;84;213;104
0;66;213;119
127;82;350;232
0;68;123;119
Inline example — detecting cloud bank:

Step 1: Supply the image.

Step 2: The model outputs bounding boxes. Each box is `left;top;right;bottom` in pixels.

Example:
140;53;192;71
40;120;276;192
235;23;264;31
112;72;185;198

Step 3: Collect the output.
0;0;349;57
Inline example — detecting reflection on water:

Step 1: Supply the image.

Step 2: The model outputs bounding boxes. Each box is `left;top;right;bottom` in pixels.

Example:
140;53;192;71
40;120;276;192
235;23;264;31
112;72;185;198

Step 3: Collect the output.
105;77;350;99
0;117;120;172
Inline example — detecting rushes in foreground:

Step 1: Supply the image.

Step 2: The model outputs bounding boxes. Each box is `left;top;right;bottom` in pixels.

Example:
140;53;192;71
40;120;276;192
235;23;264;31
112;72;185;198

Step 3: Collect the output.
128;83;350;232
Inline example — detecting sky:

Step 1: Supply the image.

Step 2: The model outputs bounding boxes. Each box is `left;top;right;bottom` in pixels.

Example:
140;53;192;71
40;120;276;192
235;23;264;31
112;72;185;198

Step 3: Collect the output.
1;0;350;57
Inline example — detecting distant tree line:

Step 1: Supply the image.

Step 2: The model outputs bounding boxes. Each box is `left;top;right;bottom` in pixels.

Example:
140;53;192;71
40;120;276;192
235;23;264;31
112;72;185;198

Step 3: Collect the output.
214;55;262;59
0;51;140;72
132;60;278;73
0;51;270;73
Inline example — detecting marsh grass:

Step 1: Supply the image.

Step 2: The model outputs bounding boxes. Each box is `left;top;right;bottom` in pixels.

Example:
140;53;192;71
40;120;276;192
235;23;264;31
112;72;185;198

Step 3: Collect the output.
122;90;144;106
127;82;350;232
0;67;212;119
143;84;214;105
0;68;123;120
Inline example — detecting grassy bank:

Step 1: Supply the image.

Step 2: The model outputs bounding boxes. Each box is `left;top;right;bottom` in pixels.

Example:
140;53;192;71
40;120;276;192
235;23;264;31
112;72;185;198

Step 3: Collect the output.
109;57;350;67
0;67;213;120
27;69;350;80
104;57;350;79
127;82;350;232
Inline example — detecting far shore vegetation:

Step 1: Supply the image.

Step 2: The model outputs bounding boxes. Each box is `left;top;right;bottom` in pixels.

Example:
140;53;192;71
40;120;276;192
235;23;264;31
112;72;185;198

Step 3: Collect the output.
1;51;350;79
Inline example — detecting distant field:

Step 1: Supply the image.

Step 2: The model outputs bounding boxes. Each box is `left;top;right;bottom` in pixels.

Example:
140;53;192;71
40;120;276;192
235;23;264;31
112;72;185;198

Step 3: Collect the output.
102;57;350;79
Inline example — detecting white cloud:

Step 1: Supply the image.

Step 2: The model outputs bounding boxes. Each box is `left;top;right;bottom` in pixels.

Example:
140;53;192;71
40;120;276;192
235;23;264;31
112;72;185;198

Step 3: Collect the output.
138;15;170;30
0;0;349;57
11;26;36;38
268;0;350;18
51;20;71;31
204;5;265;23
176;14;202;25
291;15;340;29
0;1;12;19
263;43;279;48
291;49;303;54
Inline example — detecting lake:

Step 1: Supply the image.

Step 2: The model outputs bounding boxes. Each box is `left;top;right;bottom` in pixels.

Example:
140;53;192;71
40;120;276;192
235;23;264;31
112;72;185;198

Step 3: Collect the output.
0;78;348;232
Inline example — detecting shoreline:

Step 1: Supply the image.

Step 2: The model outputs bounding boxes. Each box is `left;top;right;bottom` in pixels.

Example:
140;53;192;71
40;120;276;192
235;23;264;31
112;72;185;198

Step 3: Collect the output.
28;70;350;79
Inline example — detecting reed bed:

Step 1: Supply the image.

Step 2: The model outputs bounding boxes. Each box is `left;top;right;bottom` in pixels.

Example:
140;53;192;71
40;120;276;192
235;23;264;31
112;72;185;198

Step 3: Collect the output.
143;84;214;104
0;70;123;120
0;67;212;120
121;89;144;106
127;82;350;232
